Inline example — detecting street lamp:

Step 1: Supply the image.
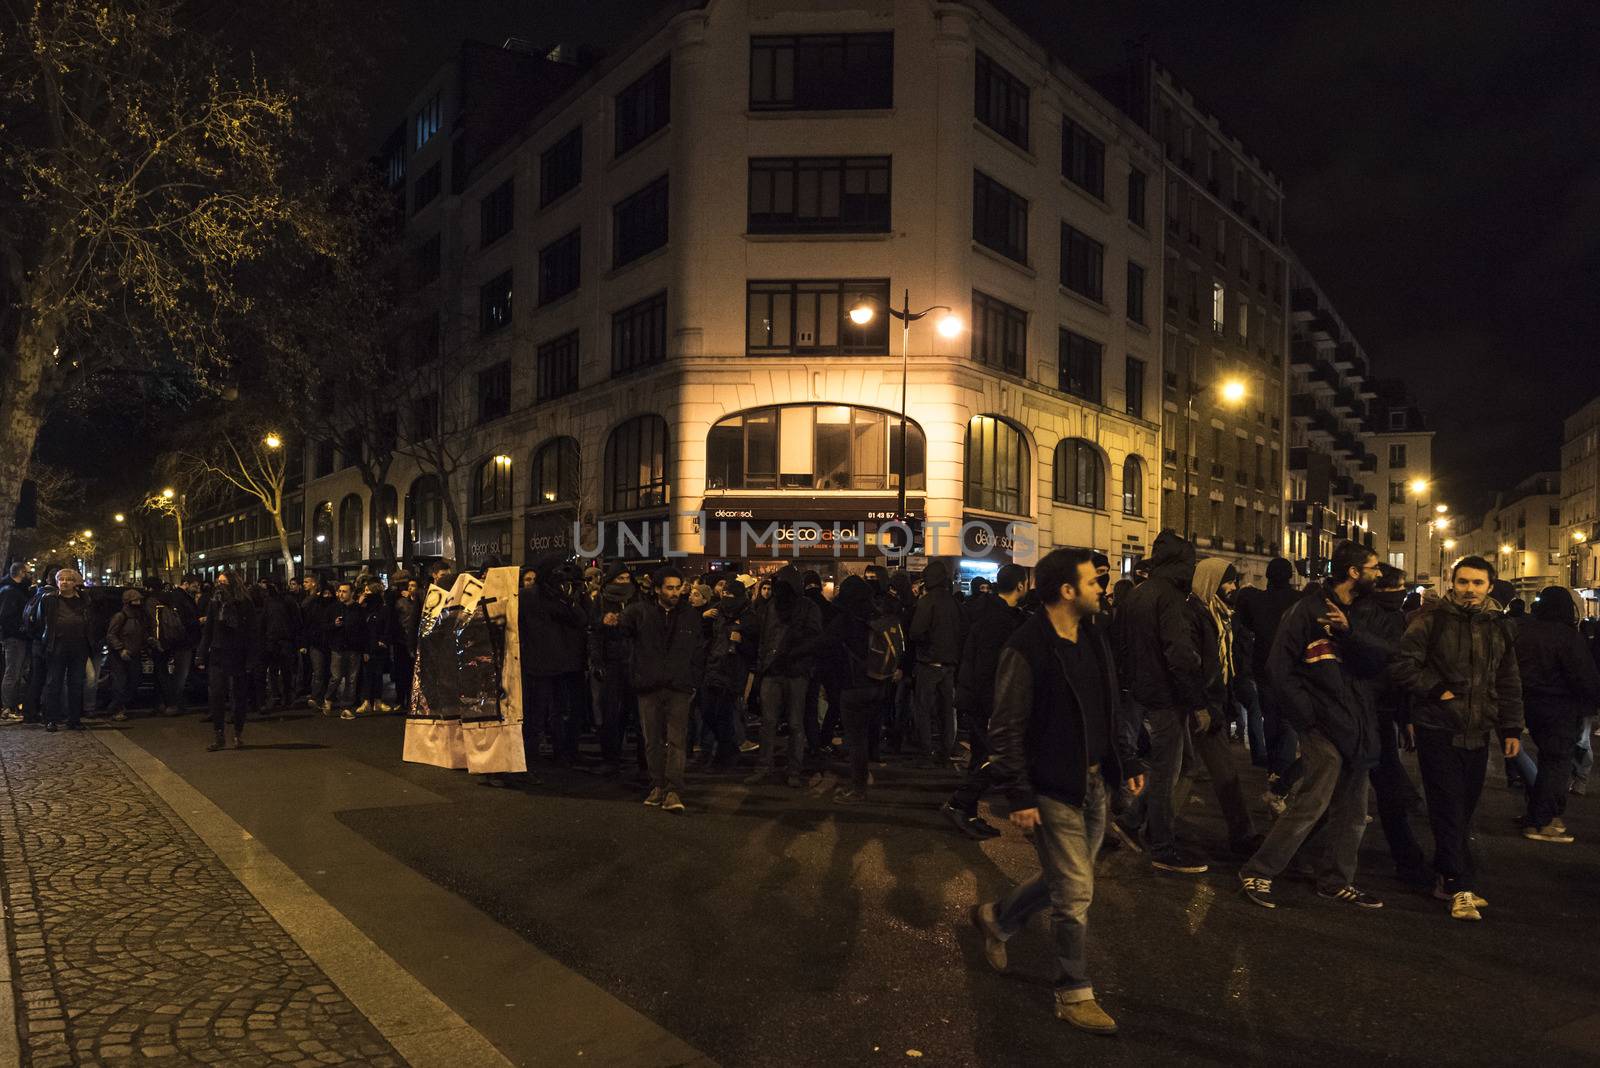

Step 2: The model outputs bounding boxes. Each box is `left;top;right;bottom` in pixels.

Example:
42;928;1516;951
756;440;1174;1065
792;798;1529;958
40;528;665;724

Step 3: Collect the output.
1440;536;1457;582
162;487;175;499
848;291;964;560
263;433;282;450
1408;478;1430;579
114;513;125;524
1181;375;1248;542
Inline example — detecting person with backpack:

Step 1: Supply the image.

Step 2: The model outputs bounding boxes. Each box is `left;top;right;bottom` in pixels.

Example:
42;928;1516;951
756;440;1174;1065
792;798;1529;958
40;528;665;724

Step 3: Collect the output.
1514;586;1600;843
910;560;963;767
151;578;201;716
739;564;825;788
103;589;152;722
0;563;36;717
823;576;894;804
196;569;257;750
694;577;749;771
21;579;56;725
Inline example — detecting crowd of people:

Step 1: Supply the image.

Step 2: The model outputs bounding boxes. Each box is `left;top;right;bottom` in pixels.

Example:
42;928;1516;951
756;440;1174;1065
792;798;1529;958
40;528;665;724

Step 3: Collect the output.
3;533;1599;1035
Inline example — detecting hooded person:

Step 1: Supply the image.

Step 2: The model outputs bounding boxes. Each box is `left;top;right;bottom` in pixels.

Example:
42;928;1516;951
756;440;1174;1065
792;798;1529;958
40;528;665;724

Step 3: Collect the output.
738;563;824;787
1110;530;1211;874
694;577;751;769
520;552;590;770
818;575;884;802
1513;585;1600;840
910;559;963;766
103;588;151;721
1235;555;1303;802
591;562;643;775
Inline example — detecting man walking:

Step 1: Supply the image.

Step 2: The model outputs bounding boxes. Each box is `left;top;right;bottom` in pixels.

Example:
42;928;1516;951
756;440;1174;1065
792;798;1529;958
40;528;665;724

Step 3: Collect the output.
971;548;1144;1035
1391;554;1524;921
1239;541;1386;910
1511;586;1598;842
610;567;703;813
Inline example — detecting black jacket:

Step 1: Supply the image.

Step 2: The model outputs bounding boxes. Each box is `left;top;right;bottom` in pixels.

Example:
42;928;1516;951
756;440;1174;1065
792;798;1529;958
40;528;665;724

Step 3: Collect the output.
1392;596;1524;741
817;577;877;694
106;607;151;659
159;588;202;647
300;595;338;650
589;579;637;674
1268;584;1386;765
261;594;296;646
1351;594;1409;727
620;597;705;694
701;588;752;693
1113;531;1203;712
1234;559;1299;681
325;599;368;655
521;581;588;677
1187;594;1231;727
910;561;961;665
393;594;420;656
738;565;823;678
1514;616;1600;725
989;611;1141;812
198;594;258;658
955;592;1026;716
0;578;32;640
39;591;91;653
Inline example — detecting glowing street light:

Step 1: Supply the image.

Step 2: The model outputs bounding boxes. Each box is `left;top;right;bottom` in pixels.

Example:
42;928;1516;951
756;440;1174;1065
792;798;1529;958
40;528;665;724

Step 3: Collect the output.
848;304;875;326
1500;543;1514;554
1435;503;1448;514
114;513;125;523
162;487;175;499
1442;538;1456;551
1218;378;1248;405
1575;531;1588;543
1409;478;1429;497
82;529;92;538
263;433;282;450
935;313;963;339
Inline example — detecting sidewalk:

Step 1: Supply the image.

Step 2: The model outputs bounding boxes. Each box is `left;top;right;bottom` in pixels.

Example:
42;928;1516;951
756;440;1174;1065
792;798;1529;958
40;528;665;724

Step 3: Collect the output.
0;728;413;1068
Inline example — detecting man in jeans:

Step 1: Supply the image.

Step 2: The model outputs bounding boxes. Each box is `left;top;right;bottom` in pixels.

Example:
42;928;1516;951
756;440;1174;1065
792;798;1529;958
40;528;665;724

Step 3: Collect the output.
740;565;822;788
972;548;1144;1035
910;560;962;765
0;563;35;717
609;567;703;813
152;577;202;715
1239;541;1386;910
326;582;368;717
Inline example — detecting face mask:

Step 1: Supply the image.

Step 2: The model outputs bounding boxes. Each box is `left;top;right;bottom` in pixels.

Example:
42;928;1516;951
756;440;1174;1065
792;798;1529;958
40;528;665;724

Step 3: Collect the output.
1375;589;1408;612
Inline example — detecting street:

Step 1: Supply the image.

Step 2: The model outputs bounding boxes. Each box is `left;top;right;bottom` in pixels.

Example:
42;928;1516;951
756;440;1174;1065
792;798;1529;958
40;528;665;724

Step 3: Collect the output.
2;710;1595;1067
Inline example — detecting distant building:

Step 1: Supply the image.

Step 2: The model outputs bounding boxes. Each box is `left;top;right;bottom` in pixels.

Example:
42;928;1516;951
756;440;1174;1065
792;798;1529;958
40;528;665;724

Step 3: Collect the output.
1560;394;1600;607
1363;383;1436;582
1457;472;1562;600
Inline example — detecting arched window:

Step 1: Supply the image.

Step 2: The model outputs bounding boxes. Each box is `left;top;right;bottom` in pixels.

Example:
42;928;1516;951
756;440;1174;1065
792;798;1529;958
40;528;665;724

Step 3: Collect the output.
473;454;514;515
337;494;363;562
405;476;444;559
1122;454;1145;517
371;485;399;561
605;415;670;512
531;437;580;505
1053;439;1105;510
965;415;1029;515
705;404;926;491
311;501;334;567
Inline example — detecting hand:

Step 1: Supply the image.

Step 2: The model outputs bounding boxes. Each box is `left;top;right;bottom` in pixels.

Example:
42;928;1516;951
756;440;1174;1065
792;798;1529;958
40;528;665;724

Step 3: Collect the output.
1403;724;1416;752
1439;690;1456;701
1125;774;1146;797
892;669;903;682
702;608;719;619
1191;708;1211;734
1503;736;1521;759
602;612;619;626
1010;807;1041;832
728;631;741;643
362;654;370;662
120;650;132;660
1318;599;1350;634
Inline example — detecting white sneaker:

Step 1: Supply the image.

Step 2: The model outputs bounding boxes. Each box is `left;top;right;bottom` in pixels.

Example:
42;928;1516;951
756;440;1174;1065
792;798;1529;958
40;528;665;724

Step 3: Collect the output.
355;700;372;714
339;708;356;721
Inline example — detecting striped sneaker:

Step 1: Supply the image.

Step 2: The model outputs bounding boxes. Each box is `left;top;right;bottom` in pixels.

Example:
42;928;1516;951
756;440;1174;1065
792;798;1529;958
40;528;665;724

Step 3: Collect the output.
1239;875;1276;909
1318;884;1383;909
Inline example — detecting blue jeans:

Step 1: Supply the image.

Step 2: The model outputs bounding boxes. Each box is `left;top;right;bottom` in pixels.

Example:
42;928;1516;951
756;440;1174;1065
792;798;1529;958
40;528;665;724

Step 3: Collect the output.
990;777;1107;999
1122;702;1191;857
1575;717;1594;784
758;674;808;772
329;650;362;708
1;636;29;710
1236;678;1267;766
43;645;88;727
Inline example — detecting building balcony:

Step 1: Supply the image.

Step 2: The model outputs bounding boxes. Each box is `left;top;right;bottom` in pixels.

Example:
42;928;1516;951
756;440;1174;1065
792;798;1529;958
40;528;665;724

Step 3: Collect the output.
1288;501;1311;527
1331;386;1359;413
1309;312;1340;341
1310;359;1340;389
1290;395;1317;420
1362;529;1376;550
1358;452;1378;473
1330;475;1354;499
1288;445;1310;472
1290;287;1318;318
1333;520;1351;541
1311;408;1340;438
1333;340;1360;369
1360;492;1378;511
1290;338;1317;369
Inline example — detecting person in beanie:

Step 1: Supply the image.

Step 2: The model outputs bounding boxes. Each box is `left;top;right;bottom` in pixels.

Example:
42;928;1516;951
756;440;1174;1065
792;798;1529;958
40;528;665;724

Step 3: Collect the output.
196;569;257;750
591;562;642;777
739;564;824;787
103;588;151;722
607;567;703;812
819;575;883;804
1514;585;1600;842
1391;555;1524;921
970;548;1144;1035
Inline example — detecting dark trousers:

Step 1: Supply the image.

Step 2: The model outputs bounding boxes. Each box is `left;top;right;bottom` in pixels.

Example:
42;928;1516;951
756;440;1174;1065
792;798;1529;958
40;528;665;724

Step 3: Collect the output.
841;684;885;791
207;646;249;733
262;643;296;706
598;672;642;768
526;672;582;761
1369;722;1426;874
1415;727;1489;893
638;688;690;792
1261;684;1302;789
1177;723;1257;846
42;645;89;727
1131;703;1190;856
101;652;139;713
393;647;415;711
950;706;996;815
914;662;957;760
1527;713;1579;827
698;684;739;766
24;644;48;722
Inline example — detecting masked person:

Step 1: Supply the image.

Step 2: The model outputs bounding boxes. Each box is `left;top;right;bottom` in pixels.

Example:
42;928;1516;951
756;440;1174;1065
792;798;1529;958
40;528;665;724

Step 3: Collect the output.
1513;586;1600;842
1182;557;1259;858
103;589;151;722
1357;564;1430;883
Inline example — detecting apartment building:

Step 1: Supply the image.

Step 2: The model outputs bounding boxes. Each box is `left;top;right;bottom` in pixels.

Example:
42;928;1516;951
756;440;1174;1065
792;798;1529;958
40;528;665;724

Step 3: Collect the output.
1457;472;1562;599
1560;394;1600;604
1364;383;1437;581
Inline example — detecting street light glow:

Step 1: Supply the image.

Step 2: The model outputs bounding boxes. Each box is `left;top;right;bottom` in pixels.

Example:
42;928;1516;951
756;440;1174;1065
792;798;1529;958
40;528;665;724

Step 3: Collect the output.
1435;503;1448;514
82;529;92;538
1500;543;1514;554
1218;378;1247;405
494;454;512;467
848;302;875;326
114;513;125;523
1409;478;1428;496
162;487;175;499
263;433;282;449
1442;538;1456;550
1576;531;1588;543
935;313;963;338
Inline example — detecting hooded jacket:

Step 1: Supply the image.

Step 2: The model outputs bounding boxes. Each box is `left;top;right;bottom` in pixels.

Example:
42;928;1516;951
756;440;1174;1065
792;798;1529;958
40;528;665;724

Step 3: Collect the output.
909;560;962;665
955;590;1027;716
106;595;151;659
1187;557;1237;723
521;554;588;677
589;573;637;674
0;577;33;640
701;585;752;692
1514;587;1600;724
1234;557;1300;682
1112;530;1204;712
737;564;823;677
1268;582;1386;765
817;576;878;693
1391;594;1524;743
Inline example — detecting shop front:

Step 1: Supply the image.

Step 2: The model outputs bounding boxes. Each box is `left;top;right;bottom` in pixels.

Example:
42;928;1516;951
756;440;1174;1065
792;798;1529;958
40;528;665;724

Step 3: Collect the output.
523;508;579;561
464;518;513;570
955;513;1038;591
697;496;925;583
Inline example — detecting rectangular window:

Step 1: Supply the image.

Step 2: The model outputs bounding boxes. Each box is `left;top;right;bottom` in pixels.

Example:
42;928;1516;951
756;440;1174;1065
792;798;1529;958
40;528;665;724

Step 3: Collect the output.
1058;329;1102;403
538;229;581;305
611;291;667;376
1061;118;1105;199
614;57;671;157
414;92;441;150
314;440;335;478
415;234;440;284
477;361;511;423
1237;300;1249;343
479;270;513;334
1127;167;1146;227
749;33;893;111
613;174;669;267
974;51;1029;148
480;178;514;246
411;162;440;214
973;171;1028;263
1389;443;1408;468
1126;261;1145;324
1212;281;1226;335
747;156;891;233
1125;356;1145;418
1388;409;1406;430
536;331;580;402
539;126;582;207
1060;223;1104;301
411;396;439;441
746;280;890;355
1389;516;1406;542
971;291;1027;376
1389;480;1406;503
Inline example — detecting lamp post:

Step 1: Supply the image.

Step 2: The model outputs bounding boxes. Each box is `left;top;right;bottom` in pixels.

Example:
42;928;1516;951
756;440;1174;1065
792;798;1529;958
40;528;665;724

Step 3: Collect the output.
848;291;962;562
1500;542;1517;593
1573;530;1591;591
1440;535;1456;584
1408;478;1429;579
1181;376;1248;543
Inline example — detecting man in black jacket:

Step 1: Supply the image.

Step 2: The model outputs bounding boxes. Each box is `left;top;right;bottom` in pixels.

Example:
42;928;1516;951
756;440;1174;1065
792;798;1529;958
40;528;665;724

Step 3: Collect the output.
1514;585;1600;842
942;563;1029;838
610;567;703;812
1235;557;1302;805
1240;541;1386;910
971;548;1145;1036
522;554;589;767
910;559;962;765
1110;530;1209;873
0;563;35;716
739;564;823;787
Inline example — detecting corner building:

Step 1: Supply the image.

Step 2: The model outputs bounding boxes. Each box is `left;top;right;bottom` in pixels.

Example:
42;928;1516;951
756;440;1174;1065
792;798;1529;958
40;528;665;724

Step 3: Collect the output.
310;0;1165;583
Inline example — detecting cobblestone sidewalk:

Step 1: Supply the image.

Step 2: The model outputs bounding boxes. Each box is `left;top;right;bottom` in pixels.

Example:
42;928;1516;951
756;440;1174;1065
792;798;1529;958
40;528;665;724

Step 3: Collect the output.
0;729;407;1067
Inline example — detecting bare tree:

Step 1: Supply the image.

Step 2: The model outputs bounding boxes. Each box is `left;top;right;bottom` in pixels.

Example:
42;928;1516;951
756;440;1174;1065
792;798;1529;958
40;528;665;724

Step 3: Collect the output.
177;418;299;579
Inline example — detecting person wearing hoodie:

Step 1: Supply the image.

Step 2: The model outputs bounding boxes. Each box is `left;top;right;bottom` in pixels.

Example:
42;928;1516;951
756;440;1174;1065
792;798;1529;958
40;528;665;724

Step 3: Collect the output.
608;567;704;812
695;579;751;770
910;559;963;765
1239;541;1386;910
1391;554;1524;921
817;576;886;803
1514;585;1600;842
885;571;917;752
801;569;839;756
299;582;338;713
591;563;642;777
1235;557;1303;807
1110;530;1210;874
102;588;151;722
739;564;824;787
0;563;35;716
521;553;590;766
196;569;258;750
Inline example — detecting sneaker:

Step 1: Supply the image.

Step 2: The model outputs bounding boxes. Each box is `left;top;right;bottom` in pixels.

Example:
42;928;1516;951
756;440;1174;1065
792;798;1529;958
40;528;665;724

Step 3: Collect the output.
1523;822;1575;844
643;787;664;807
111;710;128;722
1432;879;1488;908
941;802;999;840
1261;789;1287;818
206;734;226;752
1054;996;1117;1035
662;791;685;813
1318;884;1383;909
321;700;333;716
738;740;760;754
1551;817;1569;834
1450;891;1482;921
833;787;866;804
339;709;355;720
377;701;396;713
1240;875;1276;909
969;903;1007;972
354;700;372;715
306;697;321;709
1151;850;1209;875
45;722;57;733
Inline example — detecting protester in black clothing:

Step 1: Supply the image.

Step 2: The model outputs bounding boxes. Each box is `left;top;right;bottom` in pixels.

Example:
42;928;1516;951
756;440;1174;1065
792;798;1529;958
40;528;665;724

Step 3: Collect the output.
299;583;338;711
256;580;298;710
972;547;1145;1036
740;564;824;787
0;563;34;717
391;577;420;712
38;569;92;732
609;567;704;812
591;563;642;776
696;579;750;770
1235;557;1303;806
942;563;1030;838
196;570;258;750
325;581;368;718
1515;586;1600;842
103;589;151;722
819;576;884;804
886;571;917;752
910;559;962;766
522;553;589;766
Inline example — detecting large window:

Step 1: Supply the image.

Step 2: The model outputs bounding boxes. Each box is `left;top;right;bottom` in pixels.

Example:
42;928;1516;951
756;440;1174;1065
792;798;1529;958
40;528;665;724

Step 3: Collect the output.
973;171;1028;264
405;476;444;559
414;92;441;149
748;157;890;233
480;270;513;333
1054;439;1105;510
1388;443;1408;468
371;485;399;554
1060;223;1104;301
749;33;893;111
481;178;514;245
478;361;510;423
614;57;671;157
971;291;1026;376
974;51;1029;149
1126;261;1146;324
1061;118;1105;199
473;455;513;515
705;405;925;492
539;228;581;305
965;415;1029;516
613;174;668;267
536;331;580;402
605;415;670;512
1058;329;1102;403
1122;455;1145;516
611;292;667;376
1125;356;1145;418
338;494;363;563
540;126;582;206
531;437;580;505
311;501;333;566
746;280;889;355
1127;167;1147;227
